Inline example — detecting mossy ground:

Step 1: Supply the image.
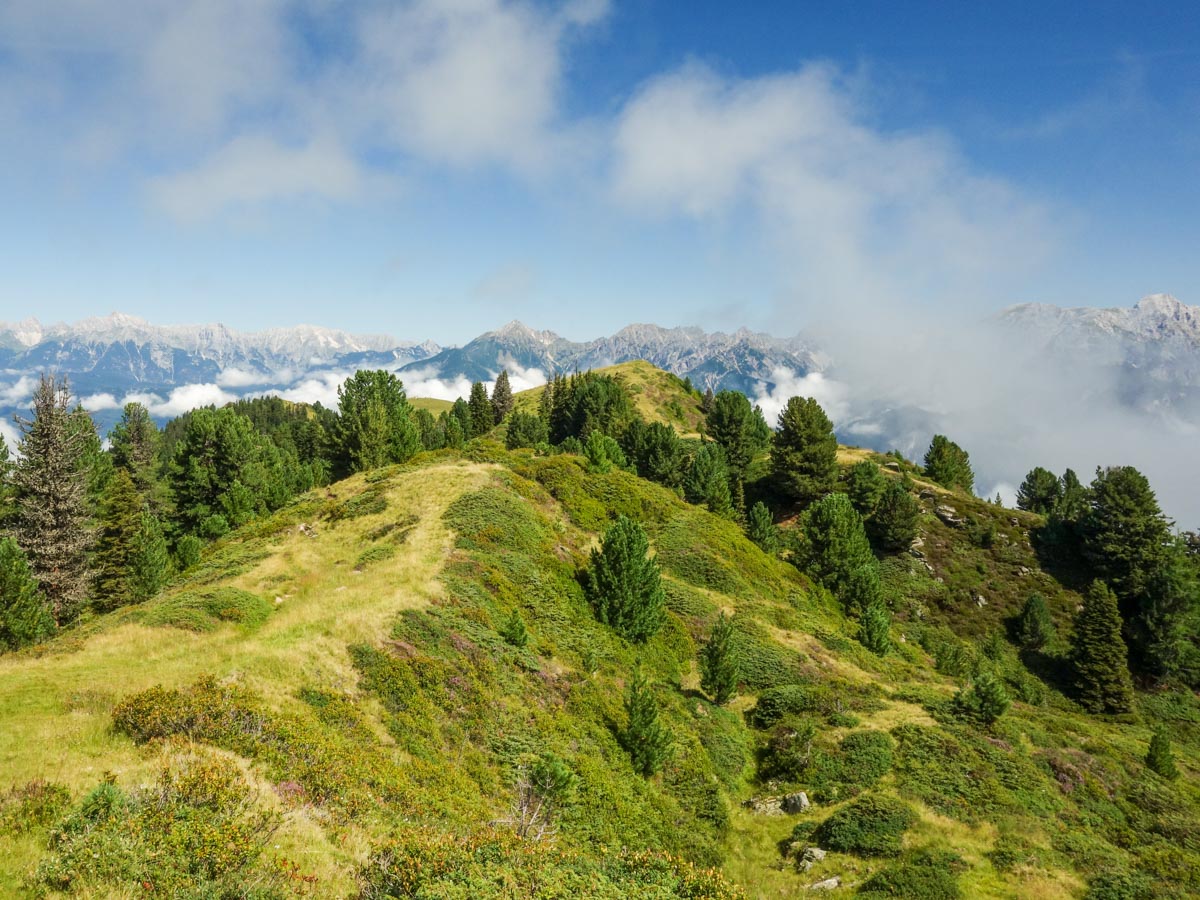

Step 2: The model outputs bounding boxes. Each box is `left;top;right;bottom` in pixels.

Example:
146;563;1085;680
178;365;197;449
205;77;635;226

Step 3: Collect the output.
1;376;1197;897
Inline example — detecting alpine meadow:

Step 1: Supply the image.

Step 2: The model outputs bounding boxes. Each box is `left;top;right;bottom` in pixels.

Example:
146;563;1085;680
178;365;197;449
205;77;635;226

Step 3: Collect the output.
2;2;1199;898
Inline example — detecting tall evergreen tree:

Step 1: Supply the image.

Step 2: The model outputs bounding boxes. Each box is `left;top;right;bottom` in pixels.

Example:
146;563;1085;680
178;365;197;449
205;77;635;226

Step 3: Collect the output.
1071;580;1135;714
859;598;891;655
1016;467;1061;515
586;515;665;642
699;611;739;704
129;511;171;603
867;481;921;552
771;396;837;505
108;402;163;510
802;493;880;615
1013;593;1055;650
0;536;54;651
0;432;15;527
330;370;421;476
584;431;627;474
491;370;515;424
746;501;779;553
413;408;443;451
505;411;549;450
468;381;493;437
12;374;94;625
537;377;555;423
846;461;887;515
92;469;144;612
622;420;685;489
705;391;768;480
1055;469;1089;522
923;435;974;493
684;443;734;518
621;669;673;777
1080;466;1170;610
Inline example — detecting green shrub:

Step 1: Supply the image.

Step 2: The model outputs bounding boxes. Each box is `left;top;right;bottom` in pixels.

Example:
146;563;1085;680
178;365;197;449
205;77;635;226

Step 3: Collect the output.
838;731;894;784
325;487;388;523
747;684;828;729
355;543;397;569
142;587;272;632
0;779;71;832
858;849;964;898
811;793;916;856
1083;870;1155;900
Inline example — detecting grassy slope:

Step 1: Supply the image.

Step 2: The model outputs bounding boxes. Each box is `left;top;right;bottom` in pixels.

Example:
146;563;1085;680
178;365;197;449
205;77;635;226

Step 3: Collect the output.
2;370;1198;898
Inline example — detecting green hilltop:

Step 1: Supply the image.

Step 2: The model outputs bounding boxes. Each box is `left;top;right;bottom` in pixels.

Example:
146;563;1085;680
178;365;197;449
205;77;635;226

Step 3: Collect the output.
0;361;1197;899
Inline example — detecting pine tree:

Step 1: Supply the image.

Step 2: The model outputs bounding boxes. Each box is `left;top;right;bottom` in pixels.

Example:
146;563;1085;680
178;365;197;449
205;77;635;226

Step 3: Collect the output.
1071;580;1135;714
468;381;493;438
537;378;555;423
923;435;974;493
584;431;627;474
1080;466;1170;612
705;391;768;480
586;515;665;642
802;493;880;615
1016;467;1061;515
0;537;54;651
746;501;779;553
1145;726;1179;780
499;608;529;648
699;611;739;704
684;443;734;518
444;413;465;449
953;670;1010;725
12;374;94;625
451;398;472;440
0;432;16;527
771;396;837;505
491;370;515;424
130;512;171;603
108;402;164;511
505;411;549;450
867;481;921;552
622;420;685;488
92;469;145;612
846;461;887;515
621;669;673;776
331;370;421;476
1013;593;1055;650
860;599;891;655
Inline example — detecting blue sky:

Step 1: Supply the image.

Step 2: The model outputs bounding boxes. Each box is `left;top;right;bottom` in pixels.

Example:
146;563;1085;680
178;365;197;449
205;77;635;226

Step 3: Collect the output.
1;0;1197;344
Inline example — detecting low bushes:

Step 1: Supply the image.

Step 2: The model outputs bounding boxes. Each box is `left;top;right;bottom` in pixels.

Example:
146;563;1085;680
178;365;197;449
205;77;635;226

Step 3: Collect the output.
809;793;916;856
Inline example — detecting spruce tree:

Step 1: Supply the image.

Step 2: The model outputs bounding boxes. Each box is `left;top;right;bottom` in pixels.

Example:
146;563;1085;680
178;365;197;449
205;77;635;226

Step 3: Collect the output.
468;381;493;437
953;670;1010;725
537;378;555;423
699;611;739;704
0;432;15;527
0;536;54;651
499;608;529;648
505;411;549;450
621;669;673;776
451;398;472;440
12;374;94;625
746;501;779;553
1071;580;1135;714
1016;467;1061;515
684;443;734;518
586;515;665;642
130;512;170;603
802;493;880;615
867;481;921;552
846;461;887;515
860;599;891;655
108;402;164;511
331;370;421;476
705;391;768;480
923;435;974;493
491;370;515;424
1014;593;1055;650
92;469;144;612
622;421;685;489
1145;726;1179;780
770;396;837;505
584;431;627;474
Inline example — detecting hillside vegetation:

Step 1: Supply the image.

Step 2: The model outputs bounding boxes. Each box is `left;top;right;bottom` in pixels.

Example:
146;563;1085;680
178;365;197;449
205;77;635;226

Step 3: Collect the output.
0;362;1196;899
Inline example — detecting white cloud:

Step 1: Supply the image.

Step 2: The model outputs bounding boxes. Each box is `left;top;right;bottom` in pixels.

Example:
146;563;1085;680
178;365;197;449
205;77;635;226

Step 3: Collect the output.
0;375;37;406
80;392;122;411
148;135;365;222
611;63;1055;320
0;418;19;453
143;383;239;418
753;367;850;429
216;367;277;388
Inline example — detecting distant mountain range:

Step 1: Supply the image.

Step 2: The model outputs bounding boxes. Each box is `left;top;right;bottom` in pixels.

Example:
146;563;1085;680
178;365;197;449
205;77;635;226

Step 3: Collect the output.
1;296;1197;437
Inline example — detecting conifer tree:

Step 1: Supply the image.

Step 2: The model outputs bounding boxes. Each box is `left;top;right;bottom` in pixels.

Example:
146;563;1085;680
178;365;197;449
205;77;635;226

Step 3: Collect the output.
414;408;443;451
13;374;94;625
953;670;1010;725
92;469;145;612
802;493;880;615
584;431;627;474
867;481;921;552
1014;593;1055;650
537;378;555;423
586;515;665;642
923;435;974;493
0;432;15;527
331;370;421;476
1016;467;1061;515
505;411;549;449
1145;726;1179;780
699;611;739;704
499;608;529;648
771;396;837;505
860;599;891;655
1080;466;1170;612
108;402;164;511
622;420;685;488
451;397;472;440
746;501;779;553
846;461;887;515
491;370;515;424
621;669;673;776
444;413;465;449
684;443;734;518
468;381;493;437
1071;580;1135;714
130;512;170;602
705;391;768;480
0;536;53;651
